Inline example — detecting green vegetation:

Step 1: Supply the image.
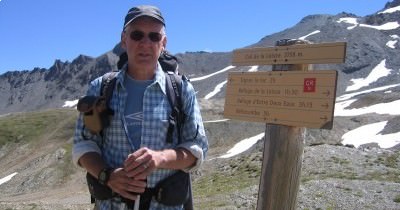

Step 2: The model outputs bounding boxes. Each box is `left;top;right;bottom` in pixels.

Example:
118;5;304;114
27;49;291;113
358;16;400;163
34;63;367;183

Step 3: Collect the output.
193;153;262;209
0;109;77;147
301;151;400;184
364;170;400;183
382;153;400;168
57;143;75;182
394;194;400;203
331;156;350;165
0;109;78;185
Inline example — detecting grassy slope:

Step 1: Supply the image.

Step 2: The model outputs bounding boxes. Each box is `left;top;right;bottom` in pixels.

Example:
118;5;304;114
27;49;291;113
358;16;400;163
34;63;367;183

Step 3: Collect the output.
0;109;78;190
1;109;400;209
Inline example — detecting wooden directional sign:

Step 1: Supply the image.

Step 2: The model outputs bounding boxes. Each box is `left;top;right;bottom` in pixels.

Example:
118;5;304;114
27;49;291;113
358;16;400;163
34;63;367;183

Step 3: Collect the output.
232;42;346;66
223;70;338;129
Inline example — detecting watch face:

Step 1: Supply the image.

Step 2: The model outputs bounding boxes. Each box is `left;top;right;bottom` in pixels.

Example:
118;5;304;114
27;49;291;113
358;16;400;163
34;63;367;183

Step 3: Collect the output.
99;171;106;181
99;170;107;184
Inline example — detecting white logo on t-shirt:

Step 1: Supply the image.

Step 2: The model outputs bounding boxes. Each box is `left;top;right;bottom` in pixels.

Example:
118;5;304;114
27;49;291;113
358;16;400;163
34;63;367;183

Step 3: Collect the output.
125;112;143;121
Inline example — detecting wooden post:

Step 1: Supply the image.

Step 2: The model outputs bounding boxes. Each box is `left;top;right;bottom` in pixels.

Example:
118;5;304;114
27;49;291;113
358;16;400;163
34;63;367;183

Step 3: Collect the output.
226;39;344;209
256;39;311;210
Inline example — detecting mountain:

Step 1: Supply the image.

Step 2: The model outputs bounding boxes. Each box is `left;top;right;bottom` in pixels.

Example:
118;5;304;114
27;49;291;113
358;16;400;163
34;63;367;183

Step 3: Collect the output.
1;1;399;114
1;0;400;209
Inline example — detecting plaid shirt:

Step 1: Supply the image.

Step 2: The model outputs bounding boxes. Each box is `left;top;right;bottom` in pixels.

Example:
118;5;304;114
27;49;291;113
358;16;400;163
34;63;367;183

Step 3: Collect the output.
73;64;208;209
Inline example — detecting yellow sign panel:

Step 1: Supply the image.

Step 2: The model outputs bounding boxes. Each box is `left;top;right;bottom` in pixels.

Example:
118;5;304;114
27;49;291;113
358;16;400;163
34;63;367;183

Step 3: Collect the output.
232;42;346;66
223;70;338;129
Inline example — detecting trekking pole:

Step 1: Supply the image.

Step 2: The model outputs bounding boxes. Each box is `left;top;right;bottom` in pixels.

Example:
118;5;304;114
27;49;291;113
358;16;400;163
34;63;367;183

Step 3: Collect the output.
134;195;140;210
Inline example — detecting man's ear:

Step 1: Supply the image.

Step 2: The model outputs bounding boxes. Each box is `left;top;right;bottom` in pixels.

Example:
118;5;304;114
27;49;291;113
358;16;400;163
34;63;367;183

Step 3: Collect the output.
162;36;167;51
121;31;127;49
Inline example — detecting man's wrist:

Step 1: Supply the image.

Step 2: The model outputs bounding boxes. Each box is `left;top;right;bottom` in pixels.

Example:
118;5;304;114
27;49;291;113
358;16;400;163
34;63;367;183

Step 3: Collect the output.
98;167;114;185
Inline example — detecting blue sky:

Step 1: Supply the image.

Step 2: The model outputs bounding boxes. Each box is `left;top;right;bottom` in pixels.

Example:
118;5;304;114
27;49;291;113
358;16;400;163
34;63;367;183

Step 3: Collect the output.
0;0;391;74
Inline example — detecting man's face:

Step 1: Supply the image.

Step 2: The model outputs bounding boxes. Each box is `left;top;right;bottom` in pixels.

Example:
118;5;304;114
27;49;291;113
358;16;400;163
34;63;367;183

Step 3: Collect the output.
122;17;166;72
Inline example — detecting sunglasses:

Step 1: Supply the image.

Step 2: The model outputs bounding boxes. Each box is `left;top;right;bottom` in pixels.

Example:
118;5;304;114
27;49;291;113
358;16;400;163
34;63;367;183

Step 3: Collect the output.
129;30;163;42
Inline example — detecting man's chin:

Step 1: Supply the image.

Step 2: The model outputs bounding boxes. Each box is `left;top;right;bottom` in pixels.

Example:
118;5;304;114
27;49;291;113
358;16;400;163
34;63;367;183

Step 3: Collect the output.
133;60;157;70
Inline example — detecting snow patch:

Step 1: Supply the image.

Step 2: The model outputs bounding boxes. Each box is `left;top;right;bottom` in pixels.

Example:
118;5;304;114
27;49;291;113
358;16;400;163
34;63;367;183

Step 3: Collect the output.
386;40;398;48
204;119;229;123
0;172;18;186
342;121;400;148
248;66;258;72
62;99;78;108
378;5;400;14
299;30;320;40
218;133;264;158
204;80;227;100
337;17;399;31
335;99;400;116
190;65;234;82
337;17;359;30
359;21;400;30
346;59;392;92
337;84;400;102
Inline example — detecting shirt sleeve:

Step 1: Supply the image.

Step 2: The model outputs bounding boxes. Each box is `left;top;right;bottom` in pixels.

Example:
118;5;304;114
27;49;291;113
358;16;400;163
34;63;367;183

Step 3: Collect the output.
72;77;103;167
178;79;209;172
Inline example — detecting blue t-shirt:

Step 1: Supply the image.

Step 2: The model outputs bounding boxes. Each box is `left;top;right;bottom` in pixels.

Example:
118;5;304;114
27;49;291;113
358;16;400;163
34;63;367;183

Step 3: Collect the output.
124;75;153;149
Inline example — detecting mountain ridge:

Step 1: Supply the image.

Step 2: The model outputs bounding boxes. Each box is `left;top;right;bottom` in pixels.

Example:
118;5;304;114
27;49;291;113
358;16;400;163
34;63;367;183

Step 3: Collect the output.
1;1;399;114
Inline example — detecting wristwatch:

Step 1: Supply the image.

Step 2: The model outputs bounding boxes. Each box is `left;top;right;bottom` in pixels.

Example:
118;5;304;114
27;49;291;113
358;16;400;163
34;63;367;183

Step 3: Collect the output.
98;168;113;185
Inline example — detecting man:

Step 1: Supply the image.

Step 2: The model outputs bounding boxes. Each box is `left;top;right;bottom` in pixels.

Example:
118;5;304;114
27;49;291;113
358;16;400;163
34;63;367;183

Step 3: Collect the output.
73;5;208;210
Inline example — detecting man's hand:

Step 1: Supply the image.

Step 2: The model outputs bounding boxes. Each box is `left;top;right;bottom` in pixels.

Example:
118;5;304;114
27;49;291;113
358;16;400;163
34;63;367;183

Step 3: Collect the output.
124;147;197;180
123;147;165;180
107;168;147;200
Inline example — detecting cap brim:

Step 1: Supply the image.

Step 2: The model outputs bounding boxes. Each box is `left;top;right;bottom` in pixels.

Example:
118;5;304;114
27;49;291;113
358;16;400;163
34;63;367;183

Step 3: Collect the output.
124;14;165;29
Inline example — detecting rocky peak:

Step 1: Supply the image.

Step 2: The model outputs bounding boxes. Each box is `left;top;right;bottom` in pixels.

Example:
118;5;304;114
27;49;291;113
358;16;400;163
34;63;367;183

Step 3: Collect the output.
385;0;400;8
71;54;94;66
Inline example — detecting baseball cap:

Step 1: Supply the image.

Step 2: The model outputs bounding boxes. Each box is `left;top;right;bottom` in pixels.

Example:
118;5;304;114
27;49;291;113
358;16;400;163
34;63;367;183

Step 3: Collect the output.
123;5;165;29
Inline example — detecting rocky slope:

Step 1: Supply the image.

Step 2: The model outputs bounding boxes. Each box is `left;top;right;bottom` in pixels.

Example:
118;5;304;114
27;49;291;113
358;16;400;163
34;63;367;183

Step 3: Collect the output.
0;108;399;209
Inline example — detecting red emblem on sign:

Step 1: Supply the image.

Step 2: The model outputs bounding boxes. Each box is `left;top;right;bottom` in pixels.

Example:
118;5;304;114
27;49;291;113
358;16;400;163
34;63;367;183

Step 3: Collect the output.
304;78;316;92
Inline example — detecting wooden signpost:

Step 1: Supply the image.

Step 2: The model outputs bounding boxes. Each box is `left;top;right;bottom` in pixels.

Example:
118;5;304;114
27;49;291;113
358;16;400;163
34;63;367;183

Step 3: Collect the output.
232;42;346;66
224;70;338;129
224;39;346;210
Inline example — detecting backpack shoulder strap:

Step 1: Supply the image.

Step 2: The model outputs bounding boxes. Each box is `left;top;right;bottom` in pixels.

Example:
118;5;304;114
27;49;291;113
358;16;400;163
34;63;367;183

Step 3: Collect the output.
165;71;186;144
98;71;118;137
100;71;118;113
165;72;194;210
